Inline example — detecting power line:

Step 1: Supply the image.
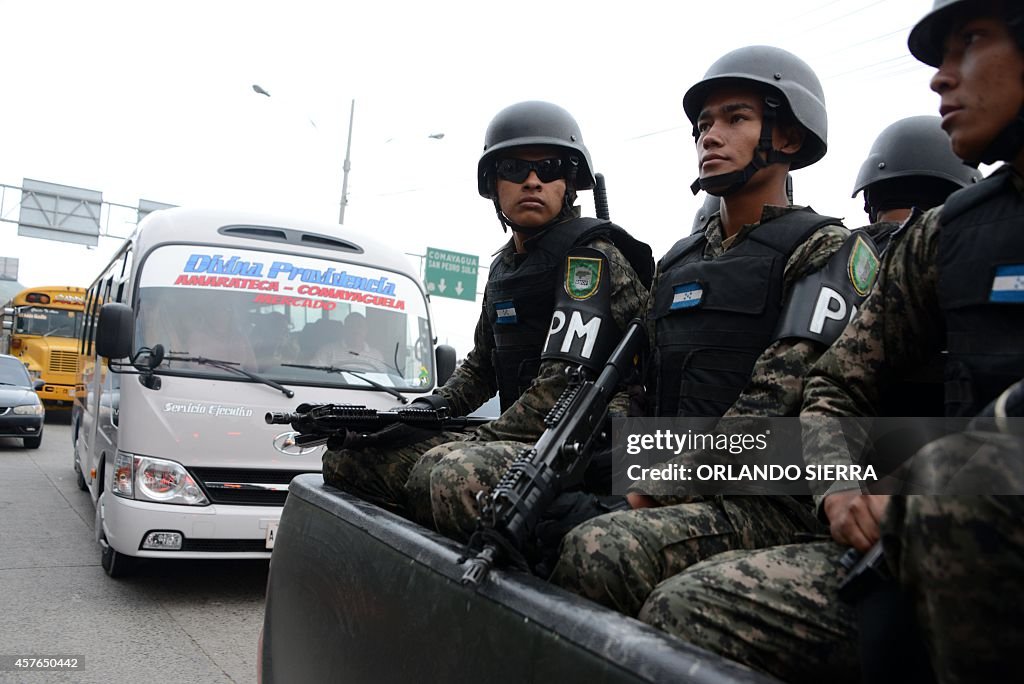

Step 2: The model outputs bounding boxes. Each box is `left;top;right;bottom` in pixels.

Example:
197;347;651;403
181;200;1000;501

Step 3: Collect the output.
823;25;914;57
800;0;888;34
792;0;843;21
826;53;912;80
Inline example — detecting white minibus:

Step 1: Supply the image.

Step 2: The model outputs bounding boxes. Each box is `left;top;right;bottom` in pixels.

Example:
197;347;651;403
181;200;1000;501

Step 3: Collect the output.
73;208;454;577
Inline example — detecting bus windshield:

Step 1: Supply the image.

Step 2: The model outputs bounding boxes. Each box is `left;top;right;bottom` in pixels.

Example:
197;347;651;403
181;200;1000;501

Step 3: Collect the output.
15;306;81;338
134;244;435;391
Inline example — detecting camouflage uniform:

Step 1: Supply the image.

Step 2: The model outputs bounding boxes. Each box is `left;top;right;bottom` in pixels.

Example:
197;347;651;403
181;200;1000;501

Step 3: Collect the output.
640;540;860;684
639;432;1024;684
883;433;1024;684
640;174;1024;682
549;206;847;616
426;236;648;540
323;234;647;532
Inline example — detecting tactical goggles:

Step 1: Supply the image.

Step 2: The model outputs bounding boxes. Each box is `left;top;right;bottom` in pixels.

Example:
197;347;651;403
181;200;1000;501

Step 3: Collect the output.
495;157;566;183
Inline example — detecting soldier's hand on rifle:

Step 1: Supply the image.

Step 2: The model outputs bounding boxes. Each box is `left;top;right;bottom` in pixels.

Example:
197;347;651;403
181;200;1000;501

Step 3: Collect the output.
824;491;890;553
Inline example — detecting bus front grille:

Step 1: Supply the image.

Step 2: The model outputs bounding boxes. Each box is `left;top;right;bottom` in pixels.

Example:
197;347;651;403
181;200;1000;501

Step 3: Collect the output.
188;468;319;506
49;350;79;374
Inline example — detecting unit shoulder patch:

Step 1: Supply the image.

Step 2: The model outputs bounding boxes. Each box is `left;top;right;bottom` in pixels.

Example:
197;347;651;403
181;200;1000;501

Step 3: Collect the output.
565;256;603;300
848;235;880;296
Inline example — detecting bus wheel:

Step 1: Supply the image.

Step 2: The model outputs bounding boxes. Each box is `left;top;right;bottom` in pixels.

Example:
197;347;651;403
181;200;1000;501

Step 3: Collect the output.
100;536;137;578
75;465;87;491
23;436;42;449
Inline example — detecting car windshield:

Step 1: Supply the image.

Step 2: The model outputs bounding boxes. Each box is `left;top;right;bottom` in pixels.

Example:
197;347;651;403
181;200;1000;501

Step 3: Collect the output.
14;306;81;338
133;244;435;391
0;358;32;387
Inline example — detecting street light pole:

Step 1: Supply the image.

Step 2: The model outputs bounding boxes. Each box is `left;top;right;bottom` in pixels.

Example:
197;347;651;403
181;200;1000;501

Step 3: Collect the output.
339;99;355;225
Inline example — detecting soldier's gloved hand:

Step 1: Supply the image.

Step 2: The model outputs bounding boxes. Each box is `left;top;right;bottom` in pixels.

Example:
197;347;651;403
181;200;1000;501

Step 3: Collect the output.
402;394;450;415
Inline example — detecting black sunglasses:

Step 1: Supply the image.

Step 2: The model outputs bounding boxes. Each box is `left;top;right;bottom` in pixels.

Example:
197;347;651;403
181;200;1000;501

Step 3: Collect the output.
495;157;566;183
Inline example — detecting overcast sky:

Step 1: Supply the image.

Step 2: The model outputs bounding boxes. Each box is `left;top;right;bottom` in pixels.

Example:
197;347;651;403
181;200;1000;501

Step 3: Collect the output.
0;0;953;354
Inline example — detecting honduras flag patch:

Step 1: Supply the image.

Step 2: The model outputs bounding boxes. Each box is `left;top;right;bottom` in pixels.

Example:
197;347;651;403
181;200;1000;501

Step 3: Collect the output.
671;282;703;310
494;300;518;324
990;265;1024;303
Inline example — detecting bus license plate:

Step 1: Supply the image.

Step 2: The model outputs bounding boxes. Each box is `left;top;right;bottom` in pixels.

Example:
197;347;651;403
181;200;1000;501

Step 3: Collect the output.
265;521;279;549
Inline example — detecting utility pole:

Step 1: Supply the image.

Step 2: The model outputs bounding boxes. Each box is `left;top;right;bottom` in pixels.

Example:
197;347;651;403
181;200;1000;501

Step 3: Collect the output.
339;99;355;225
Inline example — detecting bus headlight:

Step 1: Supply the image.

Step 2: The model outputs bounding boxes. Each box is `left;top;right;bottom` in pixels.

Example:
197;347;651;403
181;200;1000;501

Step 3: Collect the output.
12;403;44;415
111;451;209;506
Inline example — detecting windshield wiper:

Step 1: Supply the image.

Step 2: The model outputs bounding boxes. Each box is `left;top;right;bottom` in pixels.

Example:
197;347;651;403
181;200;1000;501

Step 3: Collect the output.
161;352;294;398
282;363;408;404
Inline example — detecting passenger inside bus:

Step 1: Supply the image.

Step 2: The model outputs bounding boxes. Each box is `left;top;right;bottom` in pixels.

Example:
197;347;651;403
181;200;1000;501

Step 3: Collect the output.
311;312;387;370
252;311;300;367
182;293;257;370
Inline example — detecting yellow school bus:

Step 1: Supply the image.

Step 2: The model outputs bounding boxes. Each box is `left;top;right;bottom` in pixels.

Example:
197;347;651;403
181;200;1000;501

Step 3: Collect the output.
1;286;87;408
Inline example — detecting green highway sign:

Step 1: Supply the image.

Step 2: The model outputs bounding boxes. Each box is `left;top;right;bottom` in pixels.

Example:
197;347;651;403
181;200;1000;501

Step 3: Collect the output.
424;247;479;302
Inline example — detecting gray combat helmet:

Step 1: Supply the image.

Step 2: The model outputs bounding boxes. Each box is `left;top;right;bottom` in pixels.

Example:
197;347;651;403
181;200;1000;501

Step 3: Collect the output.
477;101;595;199
683;45;828;171
907;0;1024;66
908;0;968;67
852;115;981;197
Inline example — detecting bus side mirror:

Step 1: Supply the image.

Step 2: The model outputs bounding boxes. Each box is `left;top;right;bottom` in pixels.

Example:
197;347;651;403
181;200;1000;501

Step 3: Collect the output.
435;345;456;386
96;303;134;360
1;320;10;331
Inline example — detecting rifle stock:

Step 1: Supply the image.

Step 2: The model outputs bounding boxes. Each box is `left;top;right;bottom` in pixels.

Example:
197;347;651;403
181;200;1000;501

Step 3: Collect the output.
461;319;646;585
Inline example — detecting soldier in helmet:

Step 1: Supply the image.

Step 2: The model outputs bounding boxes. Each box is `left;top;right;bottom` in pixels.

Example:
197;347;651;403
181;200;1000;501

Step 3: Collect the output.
853;114;980;253
639;3;1024;682
549;46;880;617
421;101;653;544
323;101;653;537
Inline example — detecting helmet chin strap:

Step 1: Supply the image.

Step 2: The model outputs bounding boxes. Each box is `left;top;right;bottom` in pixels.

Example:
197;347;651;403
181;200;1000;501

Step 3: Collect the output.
690;98;796;197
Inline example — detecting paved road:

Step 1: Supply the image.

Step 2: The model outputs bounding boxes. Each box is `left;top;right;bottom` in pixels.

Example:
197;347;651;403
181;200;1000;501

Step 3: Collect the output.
0;415;267;683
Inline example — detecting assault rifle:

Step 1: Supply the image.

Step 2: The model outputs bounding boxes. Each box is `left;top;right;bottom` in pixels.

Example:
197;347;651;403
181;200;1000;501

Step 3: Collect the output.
460;319;646;586
265;404;485;448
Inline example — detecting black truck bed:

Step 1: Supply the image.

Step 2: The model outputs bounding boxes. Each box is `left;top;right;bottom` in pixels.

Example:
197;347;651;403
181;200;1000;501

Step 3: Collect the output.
261;474;781;684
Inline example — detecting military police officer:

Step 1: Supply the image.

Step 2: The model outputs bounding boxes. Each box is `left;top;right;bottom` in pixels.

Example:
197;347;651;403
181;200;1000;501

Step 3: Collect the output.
639;3;1024;682
323;101;653;536
853;114;981;253
549;46;879;616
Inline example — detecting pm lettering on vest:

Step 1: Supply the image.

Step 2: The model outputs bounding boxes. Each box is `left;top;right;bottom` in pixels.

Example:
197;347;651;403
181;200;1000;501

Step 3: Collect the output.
545;310;603;360
809;286;855;335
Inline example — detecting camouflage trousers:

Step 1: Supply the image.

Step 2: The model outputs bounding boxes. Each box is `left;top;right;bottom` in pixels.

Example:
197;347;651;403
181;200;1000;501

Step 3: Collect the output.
548;496;820;616
640;431;1024;684
428;440;532;541
321;430;473;528
640;541;859;684
882;431;1024;683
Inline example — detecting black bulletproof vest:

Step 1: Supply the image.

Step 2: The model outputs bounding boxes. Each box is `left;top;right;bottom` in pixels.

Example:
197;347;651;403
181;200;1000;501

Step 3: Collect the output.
651;209;839;417
938;167;1024;417
485;217;653;412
